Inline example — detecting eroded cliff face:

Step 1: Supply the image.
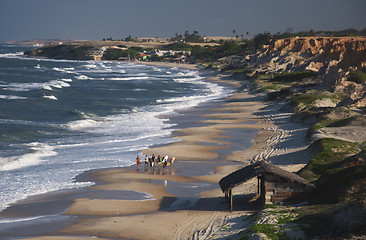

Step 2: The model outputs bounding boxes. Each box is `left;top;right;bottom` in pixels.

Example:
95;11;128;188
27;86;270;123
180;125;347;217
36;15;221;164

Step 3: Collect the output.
247;37;366;107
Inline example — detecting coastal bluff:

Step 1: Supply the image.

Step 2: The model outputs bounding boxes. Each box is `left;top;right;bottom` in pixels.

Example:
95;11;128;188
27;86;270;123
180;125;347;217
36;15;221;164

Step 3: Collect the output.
246;36;366;107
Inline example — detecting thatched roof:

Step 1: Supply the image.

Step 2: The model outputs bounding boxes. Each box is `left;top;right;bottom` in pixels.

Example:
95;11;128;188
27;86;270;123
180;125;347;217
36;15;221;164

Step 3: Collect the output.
219;160;314;193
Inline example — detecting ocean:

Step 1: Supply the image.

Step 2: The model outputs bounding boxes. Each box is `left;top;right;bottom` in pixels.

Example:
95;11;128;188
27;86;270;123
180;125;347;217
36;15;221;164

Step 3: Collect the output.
0;44;233;212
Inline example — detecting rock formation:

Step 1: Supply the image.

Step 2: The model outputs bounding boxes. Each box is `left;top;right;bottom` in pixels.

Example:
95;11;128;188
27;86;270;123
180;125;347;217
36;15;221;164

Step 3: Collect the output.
245;37;366;107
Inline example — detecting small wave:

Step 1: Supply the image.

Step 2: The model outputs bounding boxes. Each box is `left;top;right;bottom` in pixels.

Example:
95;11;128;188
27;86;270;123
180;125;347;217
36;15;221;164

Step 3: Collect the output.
2;82;46;92
51;84;62;89
152;67;163;72
173;75;203;83
61;78;72;82
52;67;65;72
2;78;72;92
83;64;98;69
0;95;27;100
0;216;45;224
0;143;57;171
162;89;178;93
65;119;100;130
0;52;24;59
42;85;53;90
109;76;149;81
43;95;57;100
75;75;90;80
42;79;71;91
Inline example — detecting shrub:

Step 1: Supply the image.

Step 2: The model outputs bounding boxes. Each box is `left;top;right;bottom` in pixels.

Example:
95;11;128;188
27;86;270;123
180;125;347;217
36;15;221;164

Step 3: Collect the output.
270;71;317;83
348;68;366;84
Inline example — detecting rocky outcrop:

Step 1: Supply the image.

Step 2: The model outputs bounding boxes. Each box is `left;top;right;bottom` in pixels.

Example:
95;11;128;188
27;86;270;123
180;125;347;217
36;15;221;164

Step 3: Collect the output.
25;44;98;60
246;37;366;107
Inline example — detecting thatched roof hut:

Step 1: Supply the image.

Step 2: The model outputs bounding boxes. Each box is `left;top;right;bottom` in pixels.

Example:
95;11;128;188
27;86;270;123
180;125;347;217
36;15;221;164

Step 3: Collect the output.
219;160;314;211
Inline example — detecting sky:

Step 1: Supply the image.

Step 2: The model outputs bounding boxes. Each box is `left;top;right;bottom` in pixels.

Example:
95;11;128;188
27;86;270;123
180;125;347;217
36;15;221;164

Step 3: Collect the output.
1;0;366;41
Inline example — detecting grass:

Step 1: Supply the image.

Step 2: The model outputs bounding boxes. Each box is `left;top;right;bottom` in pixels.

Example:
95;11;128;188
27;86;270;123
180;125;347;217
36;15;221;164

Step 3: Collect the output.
290;93;334;106
250;224;279;239
348;68;366;84
253;71;317;93
242;206;302;240
292;204;337;238
299;138;360;182
269;71;317;83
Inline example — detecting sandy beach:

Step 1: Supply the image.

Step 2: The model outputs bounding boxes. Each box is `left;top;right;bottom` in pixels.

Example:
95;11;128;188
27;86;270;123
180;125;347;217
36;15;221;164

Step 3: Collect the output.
0;64;313;240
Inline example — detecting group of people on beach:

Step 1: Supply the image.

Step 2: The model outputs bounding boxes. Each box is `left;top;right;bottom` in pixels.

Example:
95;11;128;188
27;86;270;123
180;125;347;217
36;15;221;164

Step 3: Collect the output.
136;154;175;170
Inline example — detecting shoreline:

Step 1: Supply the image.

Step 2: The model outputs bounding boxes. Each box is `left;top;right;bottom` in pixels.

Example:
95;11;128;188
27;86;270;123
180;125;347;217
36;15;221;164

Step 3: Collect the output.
1;62;312;239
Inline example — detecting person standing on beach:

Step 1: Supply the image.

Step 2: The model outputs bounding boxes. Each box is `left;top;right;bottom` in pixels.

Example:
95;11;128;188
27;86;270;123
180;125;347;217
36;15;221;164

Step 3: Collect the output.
136;155;140;169
145;155;149;168
163;155;168;169
170;156;175;165
151;154;155;167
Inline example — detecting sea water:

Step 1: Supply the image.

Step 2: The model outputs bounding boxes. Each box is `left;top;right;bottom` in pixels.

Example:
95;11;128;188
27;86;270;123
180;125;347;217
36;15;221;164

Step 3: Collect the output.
0;44;233;212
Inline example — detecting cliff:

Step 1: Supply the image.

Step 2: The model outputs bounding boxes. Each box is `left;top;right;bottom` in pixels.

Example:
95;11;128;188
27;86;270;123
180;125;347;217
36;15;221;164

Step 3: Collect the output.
246;37;366;107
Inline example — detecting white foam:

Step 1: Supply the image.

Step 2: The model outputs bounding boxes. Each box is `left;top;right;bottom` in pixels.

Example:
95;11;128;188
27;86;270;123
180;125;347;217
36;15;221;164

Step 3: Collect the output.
65;119;100;130
61;78;72;82
42;85;53;90
52;67;65;72
108;76;149;81
0;143;57;171
43;95;57;100
2;78;72;92
75;75;90;80
0;216;44;224
1;82;46;92
83;64;98;69
0;52;24;58
0;95;27;100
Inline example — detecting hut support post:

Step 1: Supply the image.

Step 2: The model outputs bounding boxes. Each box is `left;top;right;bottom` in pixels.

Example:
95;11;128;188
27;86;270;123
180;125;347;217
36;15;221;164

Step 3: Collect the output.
229;188;233;212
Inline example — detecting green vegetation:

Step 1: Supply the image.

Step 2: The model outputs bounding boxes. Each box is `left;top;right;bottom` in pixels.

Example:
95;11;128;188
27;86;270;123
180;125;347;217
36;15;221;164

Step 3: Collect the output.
240;207;302;240
170;30;205;43
25;45;96;60
293;204;338;238
102;48;141;60
163;40;249;61
270;72;317;83
253;32;271;50
290;93;334;106
253;72;317;91
163;42;192;51
348;67;366;84
270;28;366;41
299;138;360;182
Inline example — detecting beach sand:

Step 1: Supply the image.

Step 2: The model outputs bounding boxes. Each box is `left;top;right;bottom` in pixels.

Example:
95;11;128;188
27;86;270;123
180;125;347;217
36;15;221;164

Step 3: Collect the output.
1;65;313;240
